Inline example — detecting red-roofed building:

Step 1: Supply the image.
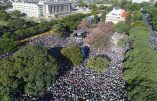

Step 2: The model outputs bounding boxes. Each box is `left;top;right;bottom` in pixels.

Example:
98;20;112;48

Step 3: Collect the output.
105;7;128;24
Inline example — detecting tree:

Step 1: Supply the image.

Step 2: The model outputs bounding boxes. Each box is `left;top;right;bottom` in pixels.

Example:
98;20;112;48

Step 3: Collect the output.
132;21;147;29
93;14;100;24
97;5;106;10
118;35;132;47
115;21;130;33
77;2;88;8
154;1;157;8
124;25;157;83
10;10;21;18
88;3;97;10
100;11;107;21
133;11;143;21
7;19;26;30
0;10;9;21
127;80;157;101
61;13;87;31
91;9;98;15
85;22;115;50
87;56;109;72
124;47;157;83
127;3;140;12
119;0;128;9
124;22;157;101
53;23;65;38
61;45;83;66
0;45;59;100
0;38;17;54
110;0;117;6
2;32;12;39
78;19;90;33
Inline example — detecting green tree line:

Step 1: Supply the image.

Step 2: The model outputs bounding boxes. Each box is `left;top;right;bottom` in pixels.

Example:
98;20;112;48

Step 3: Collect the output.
123;21;157;101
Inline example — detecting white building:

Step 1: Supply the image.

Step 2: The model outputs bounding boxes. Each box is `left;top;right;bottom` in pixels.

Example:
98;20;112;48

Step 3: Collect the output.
105;7;128;24
132;0;156;3
12;0;72;17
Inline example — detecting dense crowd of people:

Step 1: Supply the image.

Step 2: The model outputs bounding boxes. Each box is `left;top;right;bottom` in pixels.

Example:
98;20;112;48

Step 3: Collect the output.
29;33;127;101
0;29;128;100
2;12;157;101
143;14;157;52
0;51;14;59
149;36;157;51
28;34;78;49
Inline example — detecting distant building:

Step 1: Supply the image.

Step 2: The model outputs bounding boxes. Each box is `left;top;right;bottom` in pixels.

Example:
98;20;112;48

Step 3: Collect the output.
73;30;86;40
85;14;101;24
105;7;128;24
132;0;156;4
83;0;99;3
12;0;72;17
69;0;99;3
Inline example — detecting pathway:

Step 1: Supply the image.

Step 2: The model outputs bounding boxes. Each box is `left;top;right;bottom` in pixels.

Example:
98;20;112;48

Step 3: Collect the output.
142;14;157;51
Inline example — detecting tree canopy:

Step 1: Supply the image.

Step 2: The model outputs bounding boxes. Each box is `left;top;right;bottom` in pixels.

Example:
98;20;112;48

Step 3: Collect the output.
7;19;26;30
88;3;97;10
133;11;143;21
10;10;22;18
115;21;130;33
87;56;109;72
77;2;88;8
85;22;115;50
124;21;157;101
61;44;83;66
0;38;18;54
61;13;88;31
0;10;9;21
127;80;157;101
0;45;59;100
100;11;107;21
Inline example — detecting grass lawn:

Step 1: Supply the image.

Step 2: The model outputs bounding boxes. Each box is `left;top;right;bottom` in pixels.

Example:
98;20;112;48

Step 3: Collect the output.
0;20;8;26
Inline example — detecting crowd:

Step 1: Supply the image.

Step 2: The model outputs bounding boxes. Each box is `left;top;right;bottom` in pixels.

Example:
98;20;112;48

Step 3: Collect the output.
149;36;157;52
33;33;127;101
28;34;79;49
0;51;14;59
143;14;157;52
0;31;128;100
2;13;157;101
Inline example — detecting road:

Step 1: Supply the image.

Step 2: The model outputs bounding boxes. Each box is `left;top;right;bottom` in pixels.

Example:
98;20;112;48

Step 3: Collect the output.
142;14;157;50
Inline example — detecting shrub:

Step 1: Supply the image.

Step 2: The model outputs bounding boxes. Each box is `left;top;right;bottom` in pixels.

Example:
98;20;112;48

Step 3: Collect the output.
118;35;131;47
0;38;18;54
87;57;109;72
132;21;147;28
53;23;65;38
61;45;83;66
115;21;130;33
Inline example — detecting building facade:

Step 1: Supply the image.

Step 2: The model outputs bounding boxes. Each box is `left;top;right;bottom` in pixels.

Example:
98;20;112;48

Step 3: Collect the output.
105;7;128;24
12;0;72;17
132;0;156;3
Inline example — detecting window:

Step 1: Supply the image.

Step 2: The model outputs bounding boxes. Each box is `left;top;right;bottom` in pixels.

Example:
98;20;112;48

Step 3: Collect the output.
61;5;63;12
